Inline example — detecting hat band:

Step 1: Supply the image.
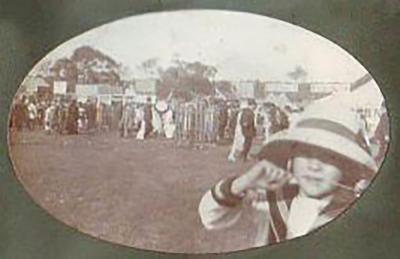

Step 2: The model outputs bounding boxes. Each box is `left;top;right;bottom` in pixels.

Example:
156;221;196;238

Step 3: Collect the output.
296;118;370;153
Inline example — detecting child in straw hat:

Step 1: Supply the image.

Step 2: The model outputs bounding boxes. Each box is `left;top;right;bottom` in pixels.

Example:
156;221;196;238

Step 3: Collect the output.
199;101;378;246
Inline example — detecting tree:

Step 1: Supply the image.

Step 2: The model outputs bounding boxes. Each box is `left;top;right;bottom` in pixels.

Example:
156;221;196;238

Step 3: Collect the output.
215;80;234;93
137;58;160;77
48;46;122;87
214;80;237;100
158;60;217;101
70;46;121;85
287;65;308;81
50;58;78;83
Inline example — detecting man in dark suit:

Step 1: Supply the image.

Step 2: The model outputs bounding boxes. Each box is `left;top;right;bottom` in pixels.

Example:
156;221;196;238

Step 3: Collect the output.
66;100;79;135
240;99;257;161
143;97;153;139
218;101;229;141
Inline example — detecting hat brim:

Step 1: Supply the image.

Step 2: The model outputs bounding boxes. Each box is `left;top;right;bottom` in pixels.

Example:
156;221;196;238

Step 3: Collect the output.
258;128;378;180
155;101;169;112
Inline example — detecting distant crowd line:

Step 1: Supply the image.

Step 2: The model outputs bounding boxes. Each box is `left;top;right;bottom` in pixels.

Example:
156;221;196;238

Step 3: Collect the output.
9;95;292;142
9;94;388;165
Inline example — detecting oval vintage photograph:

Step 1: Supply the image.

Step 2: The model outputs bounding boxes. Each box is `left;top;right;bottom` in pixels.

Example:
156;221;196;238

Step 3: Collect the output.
8;10;389;253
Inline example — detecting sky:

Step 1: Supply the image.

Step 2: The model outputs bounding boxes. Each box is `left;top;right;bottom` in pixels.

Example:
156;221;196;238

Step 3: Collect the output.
36;10;370;82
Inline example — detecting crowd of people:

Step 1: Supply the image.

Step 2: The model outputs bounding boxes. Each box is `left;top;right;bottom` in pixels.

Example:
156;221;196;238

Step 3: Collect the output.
10;94;388;167
11;96;100;135
10;95;166;137
9;95;291;143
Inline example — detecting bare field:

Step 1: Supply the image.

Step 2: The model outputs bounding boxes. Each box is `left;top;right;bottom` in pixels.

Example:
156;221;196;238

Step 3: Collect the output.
9;131;263;253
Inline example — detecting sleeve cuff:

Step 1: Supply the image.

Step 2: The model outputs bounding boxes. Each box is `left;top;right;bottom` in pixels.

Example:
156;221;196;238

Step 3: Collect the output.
211;176;244;207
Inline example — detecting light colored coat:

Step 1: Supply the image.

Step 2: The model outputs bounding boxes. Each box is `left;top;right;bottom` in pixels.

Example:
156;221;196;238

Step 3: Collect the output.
198;179;346;247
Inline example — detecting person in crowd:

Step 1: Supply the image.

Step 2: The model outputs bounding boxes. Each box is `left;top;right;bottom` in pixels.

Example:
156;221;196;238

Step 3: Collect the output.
11;96;27;131
186;103;197;145
101;102;111;132
77;102;88;133
86;99;97;132
66;100;79;135
112;101;123;131
44;101;56;133
261;103;274;144
199;102;377;247
218;101;229;141
119;103;135;138
56;102;67;134
227;102;239;141
163;104;176;139
134;104;143;130
195;97;207;143
96;102;104;132
205;100;217;143
103;103;113;132
240;99;257;162
143;97;153;139
227;101;245;162
269;105;289;135
136;104;146;140
152;104;164;137
227;99;256;162
51;100;61;133
27;98;37;131
173;101;185;144
37;100;47;129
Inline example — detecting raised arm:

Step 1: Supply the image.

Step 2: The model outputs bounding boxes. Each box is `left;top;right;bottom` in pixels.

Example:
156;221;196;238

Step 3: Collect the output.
199;160;290;230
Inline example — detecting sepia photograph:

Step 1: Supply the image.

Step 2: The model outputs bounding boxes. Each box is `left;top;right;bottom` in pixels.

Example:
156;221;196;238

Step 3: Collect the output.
7;10;389;253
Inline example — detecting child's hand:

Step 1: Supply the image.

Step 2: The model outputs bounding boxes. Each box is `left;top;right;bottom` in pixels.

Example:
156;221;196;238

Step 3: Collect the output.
243;189;267;204
252;160;292;190
231;160;292;195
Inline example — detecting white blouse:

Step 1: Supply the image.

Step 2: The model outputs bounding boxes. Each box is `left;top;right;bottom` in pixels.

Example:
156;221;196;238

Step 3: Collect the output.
286;194;332;239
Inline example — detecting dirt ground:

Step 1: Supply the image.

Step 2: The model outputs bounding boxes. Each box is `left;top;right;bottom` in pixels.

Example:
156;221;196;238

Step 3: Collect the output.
9;130;266;254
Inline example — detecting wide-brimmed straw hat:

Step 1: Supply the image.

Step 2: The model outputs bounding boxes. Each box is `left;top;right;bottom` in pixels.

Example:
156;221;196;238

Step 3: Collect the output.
155;100;169;113
258;101;378;182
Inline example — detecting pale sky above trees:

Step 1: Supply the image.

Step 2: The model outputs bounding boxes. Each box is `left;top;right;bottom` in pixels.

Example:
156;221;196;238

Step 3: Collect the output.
35;10;368;82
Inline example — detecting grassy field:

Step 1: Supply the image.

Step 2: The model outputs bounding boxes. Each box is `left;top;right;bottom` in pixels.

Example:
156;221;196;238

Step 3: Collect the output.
9;130;265;254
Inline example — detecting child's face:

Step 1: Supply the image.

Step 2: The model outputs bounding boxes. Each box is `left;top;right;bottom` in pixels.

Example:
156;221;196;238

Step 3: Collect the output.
292;155;343;198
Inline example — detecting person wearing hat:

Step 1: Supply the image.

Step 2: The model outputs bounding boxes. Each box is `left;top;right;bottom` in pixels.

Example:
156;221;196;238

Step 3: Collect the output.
227;100;247;162
66;99;79;134
217;101;229;141
199;102;377;247
119;103;135;138
44;101;57;133
227;99;257;162
240;99;257;161
26;98;38;131
143;97;154;139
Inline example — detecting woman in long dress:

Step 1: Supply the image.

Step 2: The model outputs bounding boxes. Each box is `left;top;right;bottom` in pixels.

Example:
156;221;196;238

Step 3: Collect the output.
119;103;135;138
44;103;56;133
227;108;244;162
163;108;176;139
136;105;146;140
152;107;163;136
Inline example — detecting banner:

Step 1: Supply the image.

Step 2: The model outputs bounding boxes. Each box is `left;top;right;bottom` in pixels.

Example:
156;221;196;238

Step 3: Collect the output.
53;81;67;94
